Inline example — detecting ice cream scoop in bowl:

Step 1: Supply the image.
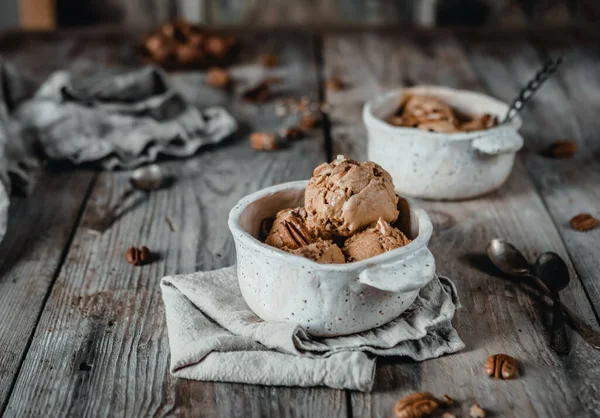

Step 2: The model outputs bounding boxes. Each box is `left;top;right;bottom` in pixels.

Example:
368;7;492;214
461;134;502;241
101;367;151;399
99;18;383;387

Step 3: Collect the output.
228;180;435;337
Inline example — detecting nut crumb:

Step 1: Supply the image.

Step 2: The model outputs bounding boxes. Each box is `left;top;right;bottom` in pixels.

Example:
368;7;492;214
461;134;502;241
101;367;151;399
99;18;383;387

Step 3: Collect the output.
442;413;457;418
299;114;318;130
250;132;278;151
440;394;455;407
165;216;177;232
259;53;278;68
242;77;280;103
280;126;304;140
206;67;231;88
570;213;598;232
470;403;486;418
326;75;345;91
548;140;577;158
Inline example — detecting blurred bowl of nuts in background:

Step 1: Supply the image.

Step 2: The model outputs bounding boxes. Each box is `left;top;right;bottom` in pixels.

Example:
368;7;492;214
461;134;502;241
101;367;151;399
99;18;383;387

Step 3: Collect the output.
141;18;240;70
364;86;524;200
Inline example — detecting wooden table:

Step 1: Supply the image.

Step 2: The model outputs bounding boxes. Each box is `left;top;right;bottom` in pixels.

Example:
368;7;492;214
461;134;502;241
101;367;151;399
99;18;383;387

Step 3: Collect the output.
0;27;599;418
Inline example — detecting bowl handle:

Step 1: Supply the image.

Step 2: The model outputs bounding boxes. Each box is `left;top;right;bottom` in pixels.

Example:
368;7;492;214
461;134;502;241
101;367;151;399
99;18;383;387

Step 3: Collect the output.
471;131;523;155
357;248;436;293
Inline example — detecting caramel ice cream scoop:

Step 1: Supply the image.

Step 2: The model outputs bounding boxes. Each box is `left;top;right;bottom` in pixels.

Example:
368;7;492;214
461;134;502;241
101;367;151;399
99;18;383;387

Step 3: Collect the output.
305;156;399;237
288;239;345;264
342;218;411;262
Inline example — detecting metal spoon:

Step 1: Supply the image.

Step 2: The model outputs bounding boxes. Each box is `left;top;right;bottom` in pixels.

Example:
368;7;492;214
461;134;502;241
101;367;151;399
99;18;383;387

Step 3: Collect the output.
88;165;169;233
486;239;600;350
502;56;564;124
534;252;571;354
130;164;169;191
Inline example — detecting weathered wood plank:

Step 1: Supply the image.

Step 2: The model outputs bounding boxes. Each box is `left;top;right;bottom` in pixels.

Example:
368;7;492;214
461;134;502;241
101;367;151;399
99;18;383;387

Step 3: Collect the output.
460;35;600;318
0;170;95;413
324;32;600;418
2;32;346;417
0;29;139;415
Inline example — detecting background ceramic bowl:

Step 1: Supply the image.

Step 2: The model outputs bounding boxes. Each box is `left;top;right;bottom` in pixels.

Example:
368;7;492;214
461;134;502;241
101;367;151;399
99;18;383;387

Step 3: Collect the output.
364;86;524;200
228;180;436;337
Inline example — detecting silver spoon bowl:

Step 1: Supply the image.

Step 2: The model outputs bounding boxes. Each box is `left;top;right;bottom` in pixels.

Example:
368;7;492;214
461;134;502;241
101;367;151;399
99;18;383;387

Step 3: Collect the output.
130;164;167;191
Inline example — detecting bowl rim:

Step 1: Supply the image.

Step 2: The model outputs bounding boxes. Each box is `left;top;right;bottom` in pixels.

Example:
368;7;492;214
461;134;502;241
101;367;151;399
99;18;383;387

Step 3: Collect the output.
228;180;433;271
363;85;523;140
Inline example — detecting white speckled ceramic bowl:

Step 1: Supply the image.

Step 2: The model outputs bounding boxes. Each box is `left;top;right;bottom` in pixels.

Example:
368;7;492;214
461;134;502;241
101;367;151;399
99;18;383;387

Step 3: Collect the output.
228;181;436;337
364;86;524;200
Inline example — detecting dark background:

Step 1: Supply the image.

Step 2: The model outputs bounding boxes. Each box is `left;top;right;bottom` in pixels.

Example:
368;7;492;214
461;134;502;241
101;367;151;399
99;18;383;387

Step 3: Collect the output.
5;0;600;30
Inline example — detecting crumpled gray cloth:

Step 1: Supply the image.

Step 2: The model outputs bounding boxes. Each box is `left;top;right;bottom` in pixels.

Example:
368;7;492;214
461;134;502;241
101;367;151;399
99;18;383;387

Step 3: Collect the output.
0;58;237;242
161;265;464;391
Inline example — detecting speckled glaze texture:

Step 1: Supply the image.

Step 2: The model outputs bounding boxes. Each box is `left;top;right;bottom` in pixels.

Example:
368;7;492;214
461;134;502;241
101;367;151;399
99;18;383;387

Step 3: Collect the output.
364;86;524;200
228;181;436;337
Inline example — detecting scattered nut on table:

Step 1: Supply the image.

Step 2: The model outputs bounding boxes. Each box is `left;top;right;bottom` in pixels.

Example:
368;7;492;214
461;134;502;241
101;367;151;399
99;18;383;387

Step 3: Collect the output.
548;140;577;158
242;77;280;103
250;132;278;151
126;246;152;266
440;394;455;407
206;67;231;88
393;392;440;418
485;353;518;379
299;114;318;130
326;75;345;91
259;53;278;68
280;126;304;140
470;403;486;418
570;213;598;232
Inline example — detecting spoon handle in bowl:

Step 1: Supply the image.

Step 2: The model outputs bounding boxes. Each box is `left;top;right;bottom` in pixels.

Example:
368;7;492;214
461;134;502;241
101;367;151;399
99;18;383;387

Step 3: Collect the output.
503;56;564;124
550;291;571;355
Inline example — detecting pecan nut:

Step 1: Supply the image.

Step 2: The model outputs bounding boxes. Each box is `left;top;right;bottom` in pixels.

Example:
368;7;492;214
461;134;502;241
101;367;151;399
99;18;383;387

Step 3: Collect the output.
326;75;345;91
206;67;231;88
470;403;486;418
278;218;314;250
299;114;318;130
548;140;577;158
570;213;598;232
242;77;280;103
259;53;278;68
250;132;278;151
279;126;304;141
126;246;152;266
393;392;439;418
485;353;517;379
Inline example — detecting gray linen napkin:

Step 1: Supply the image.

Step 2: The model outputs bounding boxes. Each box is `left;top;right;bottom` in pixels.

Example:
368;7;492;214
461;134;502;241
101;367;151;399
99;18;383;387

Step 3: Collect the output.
161;265;464;391
14;66;237;170
0;58;237;242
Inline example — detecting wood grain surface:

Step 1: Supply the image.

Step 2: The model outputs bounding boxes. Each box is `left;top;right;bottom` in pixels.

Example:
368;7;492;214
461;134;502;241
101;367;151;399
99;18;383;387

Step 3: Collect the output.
0;171;95;412
461;35;600;316
0;31;344;417
0;27;599;418
323;31;600;418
